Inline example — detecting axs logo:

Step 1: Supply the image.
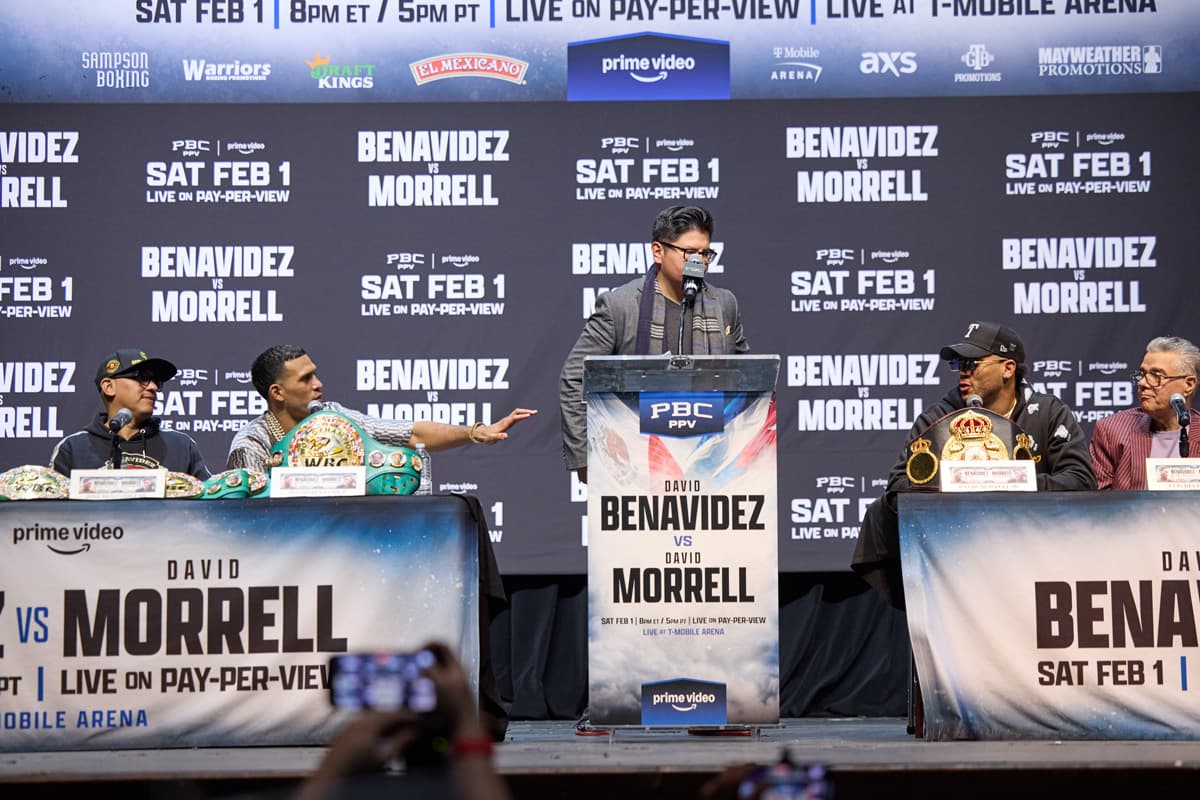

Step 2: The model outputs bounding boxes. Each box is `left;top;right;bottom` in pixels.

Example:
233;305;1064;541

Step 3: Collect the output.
860;51;917;77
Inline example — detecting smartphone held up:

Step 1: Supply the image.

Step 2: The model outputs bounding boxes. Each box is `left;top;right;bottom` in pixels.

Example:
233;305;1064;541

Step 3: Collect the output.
329;651;438;713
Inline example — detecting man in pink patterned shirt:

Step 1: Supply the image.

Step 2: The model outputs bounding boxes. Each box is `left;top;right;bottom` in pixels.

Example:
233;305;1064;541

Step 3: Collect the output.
1090;336;1199;490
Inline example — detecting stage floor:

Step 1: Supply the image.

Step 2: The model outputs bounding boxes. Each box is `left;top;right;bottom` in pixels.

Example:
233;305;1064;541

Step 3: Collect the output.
3;718;1199;797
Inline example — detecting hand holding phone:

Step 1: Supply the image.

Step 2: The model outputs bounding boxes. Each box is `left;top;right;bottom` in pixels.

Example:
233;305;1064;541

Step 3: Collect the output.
329;650;439;713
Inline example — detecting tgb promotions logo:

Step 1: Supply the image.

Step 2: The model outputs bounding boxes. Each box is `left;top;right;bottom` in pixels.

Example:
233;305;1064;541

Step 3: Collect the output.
640;392;725;437
568;33;729;101
954;44;1001;85
641;678;727;725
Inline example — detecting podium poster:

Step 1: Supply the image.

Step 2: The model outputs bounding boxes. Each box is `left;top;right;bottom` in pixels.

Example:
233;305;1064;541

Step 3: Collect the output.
585;357;779;727
900;491;1200;741
0;496;479;751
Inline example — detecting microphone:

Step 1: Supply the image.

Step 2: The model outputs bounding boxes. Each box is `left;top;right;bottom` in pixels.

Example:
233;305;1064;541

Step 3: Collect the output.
965;394;983;408
107;407;133;433
306;399;324;416
681;255;706;307
1171;393;1189;428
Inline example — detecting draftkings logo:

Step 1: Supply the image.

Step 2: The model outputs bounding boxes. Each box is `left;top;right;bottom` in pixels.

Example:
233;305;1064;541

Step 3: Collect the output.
306;53;376;89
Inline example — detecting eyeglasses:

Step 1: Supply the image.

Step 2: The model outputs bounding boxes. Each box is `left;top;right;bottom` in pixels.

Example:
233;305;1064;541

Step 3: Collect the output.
656;241;719;264
946;357;1007;374
1131;369;1190;388
117;370;160;386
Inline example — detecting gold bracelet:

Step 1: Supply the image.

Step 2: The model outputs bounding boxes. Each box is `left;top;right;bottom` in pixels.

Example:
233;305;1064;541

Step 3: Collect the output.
468;421;484;444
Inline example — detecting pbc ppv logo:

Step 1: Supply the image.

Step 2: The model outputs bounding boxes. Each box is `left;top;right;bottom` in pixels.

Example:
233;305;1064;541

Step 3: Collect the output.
602;136;640;155
1031;131;1070;149
816;248;856;267
860;51;917;77
175;368;210;387
641;678;727;725
640;392;724;437
816;476;854;494
172;139;211;158
386;252;426;270
1033;360;1074;378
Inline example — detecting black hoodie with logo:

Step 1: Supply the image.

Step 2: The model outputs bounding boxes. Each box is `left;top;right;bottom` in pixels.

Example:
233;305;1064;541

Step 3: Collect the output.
49;413;211;479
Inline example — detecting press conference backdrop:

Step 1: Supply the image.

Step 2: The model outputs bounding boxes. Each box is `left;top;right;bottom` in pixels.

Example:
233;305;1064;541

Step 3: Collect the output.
1;3;1196;573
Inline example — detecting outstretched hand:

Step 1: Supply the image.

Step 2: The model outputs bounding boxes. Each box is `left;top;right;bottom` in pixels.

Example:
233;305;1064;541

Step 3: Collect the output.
474;408;537;444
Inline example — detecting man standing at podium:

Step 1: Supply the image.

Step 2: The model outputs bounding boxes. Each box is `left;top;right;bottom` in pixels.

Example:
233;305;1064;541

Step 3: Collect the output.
559;206;749;483
1090;335;1200;489
852;321;1095;607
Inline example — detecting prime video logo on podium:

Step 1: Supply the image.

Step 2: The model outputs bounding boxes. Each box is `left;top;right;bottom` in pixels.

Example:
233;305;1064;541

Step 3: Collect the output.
641;678;727;725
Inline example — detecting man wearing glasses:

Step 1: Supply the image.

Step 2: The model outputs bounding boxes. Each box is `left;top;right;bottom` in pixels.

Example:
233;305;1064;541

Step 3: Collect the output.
48;348;211;479
1090;336;1199;490
852;321;1095;607
559;205;749;483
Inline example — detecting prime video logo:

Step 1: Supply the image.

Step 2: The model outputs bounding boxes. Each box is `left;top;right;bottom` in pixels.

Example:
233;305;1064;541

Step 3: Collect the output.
640;678;727;725
652;690;717;711
601;52;696;83
568;33;729;101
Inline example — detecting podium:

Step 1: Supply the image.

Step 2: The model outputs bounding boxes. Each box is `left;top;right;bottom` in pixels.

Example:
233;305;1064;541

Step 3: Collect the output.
582;354;781;728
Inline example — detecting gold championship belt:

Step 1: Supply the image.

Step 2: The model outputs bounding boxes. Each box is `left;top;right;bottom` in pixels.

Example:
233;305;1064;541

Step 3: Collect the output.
166;471;206;498
0;465;70;500
905;407;1035;487
270;409;423;496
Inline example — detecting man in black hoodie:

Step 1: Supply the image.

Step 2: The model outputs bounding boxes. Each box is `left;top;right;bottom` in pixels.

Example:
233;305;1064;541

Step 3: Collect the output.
48;348;211;479
851;321;1096;607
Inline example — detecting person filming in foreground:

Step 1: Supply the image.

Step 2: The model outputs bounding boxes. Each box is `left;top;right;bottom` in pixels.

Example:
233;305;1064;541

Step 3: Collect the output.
296;641;510;800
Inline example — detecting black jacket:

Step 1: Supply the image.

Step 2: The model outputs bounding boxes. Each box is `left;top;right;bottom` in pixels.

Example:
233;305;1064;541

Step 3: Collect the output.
852;382;1096;608
49;413;211;479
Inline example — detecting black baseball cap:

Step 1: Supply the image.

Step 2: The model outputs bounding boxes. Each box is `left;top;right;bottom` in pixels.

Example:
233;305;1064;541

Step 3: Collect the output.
94;348;177;388
939;321;1026;363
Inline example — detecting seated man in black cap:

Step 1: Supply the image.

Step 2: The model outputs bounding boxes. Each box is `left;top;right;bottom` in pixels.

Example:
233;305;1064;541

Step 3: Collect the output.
48;348;212;480
852;321;1096;607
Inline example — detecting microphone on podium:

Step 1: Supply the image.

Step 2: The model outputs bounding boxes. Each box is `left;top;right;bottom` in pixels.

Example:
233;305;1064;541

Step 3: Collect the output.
965;394;983;409
306;399;324;416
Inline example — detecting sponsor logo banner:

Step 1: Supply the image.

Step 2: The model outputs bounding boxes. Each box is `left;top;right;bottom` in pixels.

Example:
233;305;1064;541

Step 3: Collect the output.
568;33;729;101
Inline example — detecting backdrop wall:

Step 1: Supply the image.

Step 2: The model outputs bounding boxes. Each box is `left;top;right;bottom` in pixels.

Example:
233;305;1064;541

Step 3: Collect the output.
2;3;1195;578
